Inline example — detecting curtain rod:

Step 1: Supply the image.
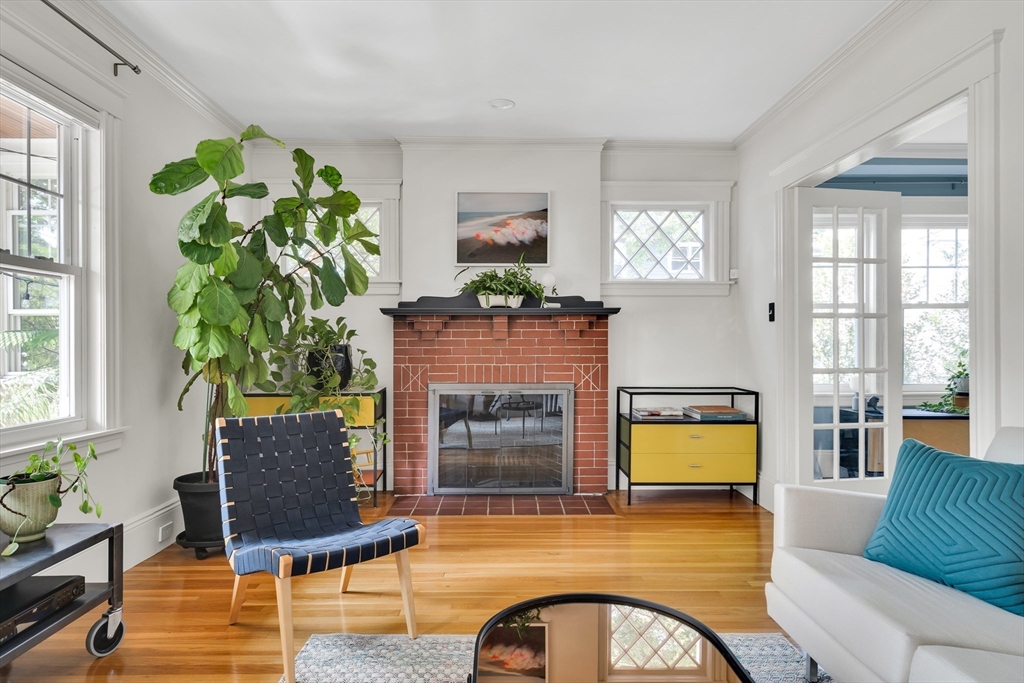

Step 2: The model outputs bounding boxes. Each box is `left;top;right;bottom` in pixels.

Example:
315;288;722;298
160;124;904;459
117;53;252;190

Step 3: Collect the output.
40;0;141;77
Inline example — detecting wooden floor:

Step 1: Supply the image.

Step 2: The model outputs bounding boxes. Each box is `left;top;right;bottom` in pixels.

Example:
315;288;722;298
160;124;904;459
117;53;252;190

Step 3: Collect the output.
2;490;778;683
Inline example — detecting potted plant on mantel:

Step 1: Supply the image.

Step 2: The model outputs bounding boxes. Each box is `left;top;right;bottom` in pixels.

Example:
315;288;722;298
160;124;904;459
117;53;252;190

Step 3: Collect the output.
0;438;101;555
457;255;549;308
150;125;380;558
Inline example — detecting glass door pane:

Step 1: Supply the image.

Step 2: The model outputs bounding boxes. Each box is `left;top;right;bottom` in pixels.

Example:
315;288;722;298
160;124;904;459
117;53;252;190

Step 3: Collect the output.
431;386;572;494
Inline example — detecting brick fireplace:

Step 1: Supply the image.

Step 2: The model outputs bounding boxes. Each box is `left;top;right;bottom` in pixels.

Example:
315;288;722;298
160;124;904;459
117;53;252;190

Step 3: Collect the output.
386;306;615;495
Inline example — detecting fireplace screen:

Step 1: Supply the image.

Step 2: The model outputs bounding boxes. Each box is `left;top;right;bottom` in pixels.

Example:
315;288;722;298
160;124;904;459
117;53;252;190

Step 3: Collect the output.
427;383;574;495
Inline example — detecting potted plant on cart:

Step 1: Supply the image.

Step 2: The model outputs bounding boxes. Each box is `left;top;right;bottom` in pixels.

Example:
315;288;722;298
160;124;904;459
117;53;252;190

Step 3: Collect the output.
457;255;548;308
150;126;380;558
1;438;101;555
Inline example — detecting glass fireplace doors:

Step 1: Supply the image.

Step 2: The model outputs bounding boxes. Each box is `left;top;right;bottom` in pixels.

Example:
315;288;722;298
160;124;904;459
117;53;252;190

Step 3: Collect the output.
427;383;574;495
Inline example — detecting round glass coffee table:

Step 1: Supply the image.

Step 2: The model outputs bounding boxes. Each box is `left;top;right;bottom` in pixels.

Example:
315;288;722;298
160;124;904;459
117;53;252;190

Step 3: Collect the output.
468;593;755;683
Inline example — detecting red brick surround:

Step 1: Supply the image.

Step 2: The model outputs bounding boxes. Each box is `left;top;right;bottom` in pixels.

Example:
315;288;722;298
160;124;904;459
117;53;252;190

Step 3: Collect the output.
392;314;610;495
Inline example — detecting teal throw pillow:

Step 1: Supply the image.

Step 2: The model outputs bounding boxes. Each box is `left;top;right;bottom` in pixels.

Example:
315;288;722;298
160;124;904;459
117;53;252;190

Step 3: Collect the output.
864;439;1024;616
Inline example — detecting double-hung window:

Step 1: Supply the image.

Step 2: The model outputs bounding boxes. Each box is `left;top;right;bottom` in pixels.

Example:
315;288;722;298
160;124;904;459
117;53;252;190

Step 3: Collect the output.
0;88;82;433
901;208;968;390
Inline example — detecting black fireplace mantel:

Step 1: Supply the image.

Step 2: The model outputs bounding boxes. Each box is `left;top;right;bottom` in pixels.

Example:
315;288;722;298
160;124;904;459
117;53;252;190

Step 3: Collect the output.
380;292;620;317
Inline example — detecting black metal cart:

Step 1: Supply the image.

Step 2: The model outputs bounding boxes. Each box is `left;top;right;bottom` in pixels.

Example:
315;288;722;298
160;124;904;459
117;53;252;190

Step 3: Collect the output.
0;523;124;666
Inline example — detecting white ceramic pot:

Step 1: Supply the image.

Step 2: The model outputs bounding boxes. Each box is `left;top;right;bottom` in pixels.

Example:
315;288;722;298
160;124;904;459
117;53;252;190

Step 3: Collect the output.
0;475;60;542
477;294;523;309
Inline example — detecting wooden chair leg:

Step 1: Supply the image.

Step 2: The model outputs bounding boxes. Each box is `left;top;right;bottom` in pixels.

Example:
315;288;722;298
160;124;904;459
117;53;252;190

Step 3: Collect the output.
275;576;295;683
394;549;418;639
339;564;353;593
228;574;250;625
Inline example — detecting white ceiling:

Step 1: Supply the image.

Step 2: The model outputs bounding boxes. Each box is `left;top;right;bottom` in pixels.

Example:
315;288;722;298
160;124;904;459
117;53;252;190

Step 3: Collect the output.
98;0;890;142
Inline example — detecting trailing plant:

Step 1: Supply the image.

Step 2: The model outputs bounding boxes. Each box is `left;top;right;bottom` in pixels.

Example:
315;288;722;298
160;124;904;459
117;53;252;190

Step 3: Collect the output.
499;607;542;641
348;422;390;503
919;351;969;415
270;315;380;423
151;125;380;481
0;438;101;555
456;255;549;301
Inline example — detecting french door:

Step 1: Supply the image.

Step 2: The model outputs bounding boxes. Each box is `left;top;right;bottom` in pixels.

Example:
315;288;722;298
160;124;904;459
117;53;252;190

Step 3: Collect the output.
795;187;902;492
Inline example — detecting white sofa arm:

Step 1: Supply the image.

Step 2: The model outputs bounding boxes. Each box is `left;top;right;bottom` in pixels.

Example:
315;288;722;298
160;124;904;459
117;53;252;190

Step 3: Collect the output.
774;484;887;555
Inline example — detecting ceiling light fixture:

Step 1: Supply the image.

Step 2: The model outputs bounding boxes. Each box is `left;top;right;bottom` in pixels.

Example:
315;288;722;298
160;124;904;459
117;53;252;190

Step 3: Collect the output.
489;99;515;110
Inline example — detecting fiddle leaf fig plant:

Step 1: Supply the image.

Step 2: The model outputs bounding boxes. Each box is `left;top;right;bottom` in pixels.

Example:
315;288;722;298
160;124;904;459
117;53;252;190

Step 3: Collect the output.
151;126;379;480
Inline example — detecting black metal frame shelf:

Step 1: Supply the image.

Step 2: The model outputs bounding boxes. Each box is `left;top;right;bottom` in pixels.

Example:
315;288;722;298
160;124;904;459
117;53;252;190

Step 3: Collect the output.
616;387;761;506
0;523;123;666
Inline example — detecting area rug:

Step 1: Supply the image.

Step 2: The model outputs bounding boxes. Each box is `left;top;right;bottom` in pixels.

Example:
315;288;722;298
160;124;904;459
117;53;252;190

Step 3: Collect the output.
283;632;833;683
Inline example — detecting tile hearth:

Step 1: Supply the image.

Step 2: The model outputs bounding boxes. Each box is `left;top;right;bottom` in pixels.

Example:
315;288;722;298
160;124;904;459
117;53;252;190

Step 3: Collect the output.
387;495;615;516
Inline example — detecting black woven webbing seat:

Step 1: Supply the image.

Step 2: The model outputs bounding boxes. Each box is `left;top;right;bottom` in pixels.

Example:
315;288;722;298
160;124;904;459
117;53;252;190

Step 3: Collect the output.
215;410;422;683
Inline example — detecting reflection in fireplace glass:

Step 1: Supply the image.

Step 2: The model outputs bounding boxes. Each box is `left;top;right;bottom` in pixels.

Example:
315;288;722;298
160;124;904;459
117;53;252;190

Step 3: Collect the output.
436;391;567;493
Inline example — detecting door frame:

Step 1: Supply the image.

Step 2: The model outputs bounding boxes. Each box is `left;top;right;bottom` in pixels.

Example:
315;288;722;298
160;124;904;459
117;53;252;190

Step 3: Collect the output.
775;31;1003;488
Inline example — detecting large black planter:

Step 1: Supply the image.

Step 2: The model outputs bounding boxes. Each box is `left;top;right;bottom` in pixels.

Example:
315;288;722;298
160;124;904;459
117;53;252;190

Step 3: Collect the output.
172;472;224;560
308;344;353;391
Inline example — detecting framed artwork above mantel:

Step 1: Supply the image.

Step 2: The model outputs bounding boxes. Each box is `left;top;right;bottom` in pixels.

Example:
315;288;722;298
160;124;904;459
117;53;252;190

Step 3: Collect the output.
456;192;549;266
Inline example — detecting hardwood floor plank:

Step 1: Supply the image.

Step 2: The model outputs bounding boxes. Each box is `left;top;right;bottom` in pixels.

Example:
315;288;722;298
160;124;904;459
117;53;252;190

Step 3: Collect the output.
0;490;778;683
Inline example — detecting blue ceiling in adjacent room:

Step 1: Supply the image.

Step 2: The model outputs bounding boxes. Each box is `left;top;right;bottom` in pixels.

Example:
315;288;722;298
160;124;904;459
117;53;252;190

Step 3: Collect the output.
817;158;967;196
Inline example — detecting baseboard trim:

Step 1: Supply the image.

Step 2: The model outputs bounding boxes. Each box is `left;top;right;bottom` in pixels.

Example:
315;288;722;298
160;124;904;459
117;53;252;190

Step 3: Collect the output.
40;497;184;582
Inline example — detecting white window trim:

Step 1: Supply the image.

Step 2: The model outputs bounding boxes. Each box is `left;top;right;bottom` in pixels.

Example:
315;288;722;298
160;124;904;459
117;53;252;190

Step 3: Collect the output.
600;181;734;297
263;179;401;296
900;197;968;394
0;78;121;456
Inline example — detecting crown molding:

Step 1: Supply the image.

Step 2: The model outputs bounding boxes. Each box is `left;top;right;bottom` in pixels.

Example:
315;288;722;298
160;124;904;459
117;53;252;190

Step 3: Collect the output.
878;142;967;159
398;137;607;152
602;140;736;156
52;0;243;133
0;8;129;103
253;139;403;155
733;0;928;150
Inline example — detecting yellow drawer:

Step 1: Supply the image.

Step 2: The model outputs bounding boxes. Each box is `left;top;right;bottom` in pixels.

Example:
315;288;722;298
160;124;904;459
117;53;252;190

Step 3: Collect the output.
320;395;377;427
244;395;377;427
632;424;755;455
632;452;756;483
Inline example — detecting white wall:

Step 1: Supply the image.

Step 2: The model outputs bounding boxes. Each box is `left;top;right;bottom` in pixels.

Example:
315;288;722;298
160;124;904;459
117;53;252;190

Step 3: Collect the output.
735;0;1023;510
0;1;240;575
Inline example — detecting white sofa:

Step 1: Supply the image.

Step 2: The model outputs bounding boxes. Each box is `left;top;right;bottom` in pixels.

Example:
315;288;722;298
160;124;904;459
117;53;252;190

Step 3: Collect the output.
765;427;1024;683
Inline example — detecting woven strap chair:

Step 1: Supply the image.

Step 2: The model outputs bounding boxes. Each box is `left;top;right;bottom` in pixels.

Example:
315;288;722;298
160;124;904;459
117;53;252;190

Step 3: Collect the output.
215;410;423;683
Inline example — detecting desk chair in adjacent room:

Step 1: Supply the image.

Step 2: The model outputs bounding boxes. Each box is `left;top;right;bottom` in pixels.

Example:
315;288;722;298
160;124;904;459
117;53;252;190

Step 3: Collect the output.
215;410;423;683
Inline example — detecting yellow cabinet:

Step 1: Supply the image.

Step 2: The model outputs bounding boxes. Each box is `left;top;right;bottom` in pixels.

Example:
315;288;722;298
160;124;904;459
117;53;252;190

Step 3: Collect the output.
616;387;760;506
244;390;388;507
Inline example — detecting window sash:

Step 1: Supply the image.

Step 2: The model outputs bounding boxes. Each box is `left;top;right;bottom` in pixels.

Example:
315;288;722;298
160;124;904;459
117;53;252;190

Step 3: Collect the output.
610;203;712;282
0;82;84;438
901;213;968;389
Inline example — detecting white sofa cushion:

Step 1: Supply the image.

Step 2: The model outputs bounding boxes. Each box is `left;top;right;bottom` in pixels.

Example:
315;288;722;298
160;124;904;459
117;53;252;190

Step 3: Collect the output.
772;546;1024;682
910;646;1024;683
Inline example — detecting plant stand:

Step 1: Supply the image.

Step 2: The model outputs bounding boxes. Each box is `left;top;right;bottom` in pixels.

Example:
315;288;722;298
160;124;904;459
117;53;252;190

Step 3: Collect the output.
0;523;124;666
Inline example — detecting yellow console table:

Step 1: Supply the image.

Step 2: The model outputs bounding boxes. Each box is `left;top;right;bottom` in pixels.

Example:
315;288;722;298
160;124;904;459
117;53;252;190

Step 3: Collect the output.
244;389;387;506
616;387;760;505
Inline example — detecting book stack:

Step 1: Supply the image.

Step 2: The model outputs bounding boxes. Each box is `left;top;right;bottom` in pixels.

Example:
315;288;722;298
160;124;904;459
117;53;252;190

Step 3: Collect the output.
681;405;749;421
631;407;685;421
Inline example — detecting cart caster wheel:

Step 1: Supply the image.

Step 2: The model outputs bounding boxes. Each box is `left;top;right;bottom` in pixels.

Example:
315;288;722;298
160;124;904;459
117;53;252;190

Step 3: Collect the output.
195;547;209;560
86;615;125;657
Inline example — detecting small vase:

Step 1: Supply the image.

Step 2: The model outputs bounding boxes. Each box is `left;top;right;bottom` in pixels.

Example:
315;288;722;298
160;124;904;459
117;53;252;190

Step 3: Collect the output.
0;475;60;542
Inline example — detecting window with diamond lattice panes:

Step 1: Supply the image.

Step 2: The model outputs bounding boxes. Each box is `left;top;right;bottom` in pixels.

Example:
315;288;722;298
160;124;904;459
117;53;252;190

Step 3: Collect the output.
298;204;382;277
609;604;703;671
612;208;706;280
